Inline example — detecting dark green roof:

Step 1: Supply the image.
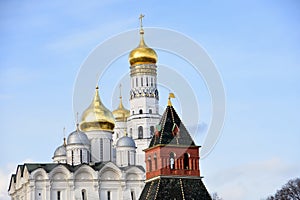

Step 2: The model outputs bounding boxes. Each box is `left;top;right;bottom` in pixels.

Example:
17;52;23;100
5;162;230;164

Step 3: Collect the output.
139;176;212;200
149;105;196;148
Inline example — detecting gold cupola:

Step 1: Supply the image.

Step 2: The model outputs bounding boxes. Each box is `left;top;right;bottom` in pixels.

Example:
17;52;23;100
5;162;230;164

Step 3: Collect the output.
112;86;130;122
80;86;115;132
128;14;158;66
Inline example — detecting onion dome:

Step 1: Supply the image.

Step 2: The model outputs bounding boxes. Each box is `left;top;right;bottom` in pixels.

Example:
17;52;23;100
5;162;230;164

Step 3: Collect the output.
112;91;130;122
67;129;90;145
128;15;157;66
116;136;136;148
53;145;66;157
79;86;115;132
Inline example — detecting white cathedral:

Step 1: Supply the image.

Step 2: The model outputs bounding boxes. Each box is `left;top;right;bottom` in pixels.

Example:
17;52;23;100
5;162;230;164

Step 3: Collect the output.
8;19;162;200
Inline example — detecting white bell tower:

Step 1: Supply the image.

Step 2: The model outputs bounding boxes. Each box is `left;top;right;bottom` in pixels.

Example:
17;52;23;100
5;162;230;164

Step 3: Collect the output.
127;15;161;168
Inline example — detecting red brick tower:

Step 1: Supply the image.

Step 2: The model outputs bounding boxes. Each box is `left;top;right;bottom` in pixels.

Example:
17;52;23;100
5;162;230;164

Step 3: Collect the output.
139;94;212;200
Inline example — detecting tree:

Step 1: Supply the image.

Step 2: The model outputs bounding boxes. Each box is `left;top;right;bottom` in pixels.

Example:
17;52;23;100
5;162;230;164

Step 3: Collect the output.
266;178;300;200
211;192;223;200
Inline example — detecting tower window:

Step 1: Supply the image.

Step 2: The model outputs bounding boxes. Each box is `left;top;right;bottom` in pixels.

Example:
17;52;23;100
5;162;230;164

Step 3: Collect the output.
136;78;138;87
151;78;153;86
138;126;143;139
154;154;158;170
71;150;74;166
169;152;175;169
184;153;189;169
148;156;152;172
139;109;143;114
131;191;135;200
100;138;103;160
150;126;154;136
107;191;111;200
149;109;152;114
141;77;143;86
57;191;61;200
132;111;134;115
130;128;132;137
146;77;148;86
80;149;83;164
81;189;87;200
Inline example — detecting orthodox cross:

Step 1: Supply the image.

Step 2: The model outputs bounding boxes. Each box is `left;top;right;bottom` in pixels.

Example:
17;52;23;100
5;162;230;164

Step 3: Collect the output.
139;14;145;29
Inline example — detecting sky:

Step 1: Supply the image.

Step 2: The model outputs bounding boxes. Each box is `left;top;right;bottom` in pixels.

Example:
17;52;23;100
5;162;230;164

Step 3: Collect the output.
1;0;300;200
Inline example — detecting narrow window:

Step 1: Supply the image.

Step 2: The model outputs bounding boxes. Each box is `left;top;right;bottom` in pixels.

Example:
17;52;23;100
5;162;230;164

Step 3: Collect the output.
138;126;143;139
150;126;154;136
151;78;153;86
169;152;175;169
141;77;143;86
81;189;87;200
100;138;103;160
184;153;189;169
132;111;134;115
87;151;90;163
148;156;152;172
128;151;130;165
107;191;111;200
57;191;61;200
71;150;74;166
139;109;143;114
149;109;152;114
132;79;134;88
146;77;148;86
154;154;158;170
131;191;135;200
80;149;83;164
136;78;138;87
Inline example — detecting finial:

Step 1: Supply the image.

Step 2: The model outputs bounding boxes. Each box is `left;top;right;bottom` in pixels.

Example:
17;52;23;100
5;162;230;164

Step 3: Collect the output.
168;93;175;106
119;84;122;99
139;14;145;34
76;112;80;130
63;127;66;146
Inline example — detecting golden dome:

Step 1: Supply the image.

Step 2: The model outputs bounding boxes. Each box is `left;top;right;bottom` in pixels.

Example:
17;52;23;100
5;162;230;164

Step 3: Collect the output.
79;86;115;132
112;96;130;122
128;29;158;66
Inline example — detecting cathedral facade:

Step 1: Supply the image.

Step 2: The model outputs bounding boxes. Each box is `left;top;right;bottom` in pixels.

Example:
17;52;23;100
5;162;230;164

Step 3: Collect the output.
8;17;211;200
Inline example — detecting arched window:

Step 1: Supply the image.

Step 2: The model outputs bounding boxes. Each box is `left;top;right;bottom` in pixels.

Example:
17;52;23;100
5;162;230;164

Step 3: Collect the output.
139;109;143;114
129;128;132;137
146;77;148;86
136;78;138;87
81;189;87;200
154;153;157;170
132;111;134;115
80;149;83;164
169;152;175;169
141;77;143;86
151;78;153;86
148;156;152;172
150;126;154;136
138;126;143;139
149;109;152;114
184;153;189;169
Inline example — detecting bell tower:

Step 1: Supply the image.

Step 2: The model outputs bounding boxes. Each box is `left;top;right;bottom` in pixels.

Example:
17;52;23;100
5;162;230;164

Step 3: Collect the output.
127;14;161;167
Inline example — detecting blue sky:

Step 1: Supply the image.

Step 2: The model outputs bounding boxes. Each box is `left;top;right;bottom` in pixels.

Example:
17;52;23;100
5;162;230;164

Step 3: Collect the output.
1;1;300;199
